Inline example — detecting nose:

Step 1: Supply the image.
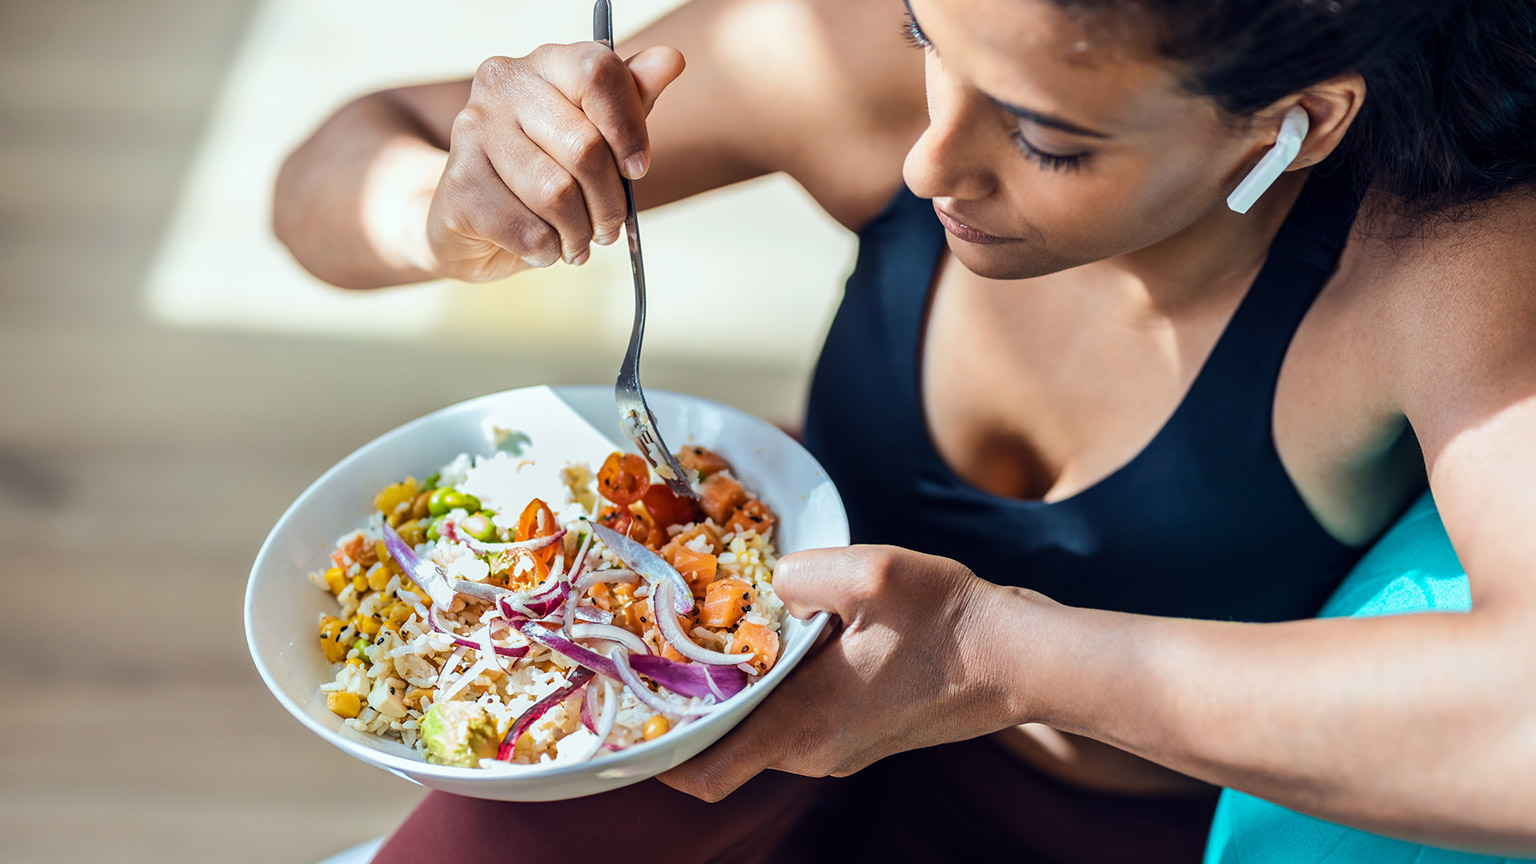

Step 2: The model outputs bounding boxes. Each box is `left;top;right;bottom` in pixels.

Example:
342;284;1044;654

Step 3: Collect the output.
903;68;997;202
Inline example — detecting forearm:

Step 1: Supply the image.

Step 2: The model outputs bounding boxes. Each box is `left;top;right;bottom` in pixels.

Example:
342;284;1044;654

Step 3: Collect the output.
995;589;1536;852
274;90;464;289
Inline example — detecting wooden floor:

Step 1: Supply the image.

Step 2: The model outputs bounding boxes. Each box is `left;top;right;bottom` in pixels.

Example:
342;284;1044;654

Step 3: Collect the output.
0;2;812;861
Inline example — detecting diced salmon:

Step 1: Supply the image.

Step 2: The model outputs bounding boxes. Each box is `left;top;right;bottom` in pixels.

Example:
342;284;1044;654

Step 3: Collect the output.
731;621;779;675
723;499;777;538
677;446;732;478
700;578;755;629
587;582;614;612
663;523;723;559
670;546;718;598
657;637;688;663
332;533;367;568
699;473;749;523
624;597;652;636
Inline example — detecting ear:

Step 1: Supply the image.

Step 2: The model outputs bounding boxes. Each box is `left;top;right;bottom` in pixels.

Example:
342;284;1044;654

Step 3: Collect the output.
1285;72;1367;170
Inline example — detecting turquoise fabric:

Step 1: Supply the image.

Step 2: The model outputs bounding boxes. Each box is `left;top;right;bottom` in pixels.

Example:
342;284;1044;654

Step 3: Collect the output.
1203;492;1531;864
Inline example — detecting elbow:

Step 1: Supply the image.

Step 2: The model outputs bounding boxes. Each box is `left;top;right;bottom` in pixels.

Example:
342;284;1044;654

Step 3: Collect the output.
270;139;381;291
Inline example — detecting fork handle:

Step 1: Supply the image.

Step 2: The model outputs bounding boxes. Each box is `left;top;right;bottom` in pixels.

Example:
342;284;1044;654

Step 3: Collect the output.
594;0;646;387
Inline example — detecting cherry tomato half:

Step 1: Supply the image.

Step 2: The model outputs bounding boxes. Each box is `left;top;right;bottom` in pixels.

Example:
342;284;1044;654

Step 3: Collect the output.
641;482;701;532
598;452;650;506
517;498;558;563
597;505;651;547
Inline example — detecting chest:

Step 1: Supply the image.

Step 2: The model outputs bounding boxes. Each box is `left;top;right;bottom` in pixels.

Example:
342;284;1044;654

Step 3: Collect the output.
919;249;1416;545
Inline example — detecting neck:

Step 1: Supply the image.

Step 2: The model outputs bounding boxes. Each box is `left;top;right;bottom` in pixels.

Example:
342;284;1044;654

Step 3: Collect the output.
1091;169;1311;317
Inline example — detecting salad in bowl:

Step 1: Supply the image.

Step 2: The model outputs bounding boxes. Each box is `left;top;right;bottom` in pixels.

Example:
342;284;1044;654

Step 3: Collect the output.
245;385;848;800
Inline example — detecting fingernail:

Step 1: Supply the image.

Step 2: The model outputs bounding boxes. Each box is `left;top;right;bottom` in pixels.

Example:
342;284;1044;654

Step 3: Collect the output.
570;248;590;266
623;153;648;179
594;230;620;246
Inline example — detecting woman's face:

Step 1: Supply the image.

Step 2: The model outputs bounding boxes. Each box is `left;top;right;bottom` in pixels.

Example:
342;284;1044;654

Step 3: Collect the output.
902;0;1268;280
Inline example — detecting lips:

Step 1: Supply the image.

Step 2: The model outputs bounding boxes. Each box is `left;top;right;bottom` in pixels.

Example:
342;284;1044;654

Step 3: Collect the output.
932;202;1013;245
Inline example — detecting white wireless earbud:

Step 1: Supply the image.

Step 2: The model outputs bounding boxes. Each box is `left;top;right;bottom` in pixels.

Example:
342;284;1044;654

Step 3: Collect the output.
1226;106;1310;214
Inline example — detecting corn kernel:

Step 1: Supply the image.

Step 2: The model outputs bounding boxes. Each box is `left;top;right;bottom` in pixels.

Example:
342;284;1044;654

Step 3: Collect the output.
323;567;346;594
373;478;419;517
367;567;391;592
355;616;382;637
398;519;426;548
319;617;348;663
385;603;413;629
642;715;670;741
326;691;362;718
351;574;368;593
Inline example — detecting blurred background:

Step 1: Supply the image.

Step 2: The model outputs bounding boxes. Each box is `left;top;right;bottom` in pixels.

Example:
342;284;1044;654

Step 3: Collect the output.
0;1;851;861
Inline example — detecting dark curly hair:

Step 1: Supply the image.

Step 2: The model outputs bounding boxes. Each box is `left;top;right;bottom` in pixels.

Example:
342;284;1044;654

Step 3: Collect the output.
1059;0;1536;219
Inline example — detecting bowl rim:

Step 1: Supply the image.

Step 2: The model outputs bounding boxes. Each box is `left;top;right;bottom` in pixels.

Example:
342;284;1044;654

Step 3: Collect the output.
244;384;847;785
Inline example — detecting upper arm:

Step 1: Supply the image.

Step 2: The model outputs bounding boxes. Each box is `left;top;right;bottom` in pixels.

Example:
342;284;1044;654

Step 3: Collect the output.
376;0;927;230
1384;198;1536;610
633;0;926;227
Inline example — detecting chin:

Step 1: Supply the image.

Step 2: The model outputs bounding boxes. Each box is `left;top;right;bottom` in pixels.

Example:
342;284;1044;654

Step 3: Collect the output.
946;236;1073;281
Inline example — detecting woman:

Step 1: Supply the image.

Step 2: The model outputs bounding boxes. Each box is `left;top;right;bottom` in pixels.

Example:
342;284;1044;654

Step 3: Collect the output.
275;0;1536;860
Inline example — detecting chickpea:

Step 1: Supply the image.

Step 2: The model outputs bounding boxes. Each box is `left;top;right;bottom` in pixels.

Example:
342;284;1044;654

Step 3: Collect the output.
642;715;671;741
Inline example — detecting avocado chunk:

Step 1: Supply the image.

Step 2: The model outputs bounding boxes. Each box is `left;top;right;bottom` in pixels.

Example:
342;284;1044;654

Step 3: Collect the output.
419;702;500;767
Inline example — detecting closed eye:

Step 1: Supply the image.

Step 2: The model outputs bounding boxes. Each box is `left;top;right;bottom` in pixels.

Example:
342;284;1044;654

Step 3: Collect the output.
1011;129;1088;173
902;9;930;50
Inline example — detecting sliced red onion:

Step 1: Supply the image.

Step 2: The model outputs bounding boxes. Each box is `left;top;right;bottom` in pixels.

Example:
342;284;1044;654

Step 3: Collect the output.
429;607;529;659
570;622;650;656
573;568;639;593
611;648;721;717
562;677;620;762
582;676;600;732
651;580;744;666
381;522;455;608
702;668;727;702
572;606;613;625
518;622;620;680
588;677;621;757
533;606;612;627
495;667;595;761
452;579;515;606
519;621;746;701
456;529;566;556
589;523;693;614
630;653;749;701
434;644;469;688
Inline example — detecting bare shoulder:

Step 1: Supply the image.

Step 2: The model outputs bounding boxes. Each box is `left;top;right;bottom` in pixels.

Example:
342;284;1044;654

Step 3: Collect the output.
1348;190;1536;451
641;0;927;228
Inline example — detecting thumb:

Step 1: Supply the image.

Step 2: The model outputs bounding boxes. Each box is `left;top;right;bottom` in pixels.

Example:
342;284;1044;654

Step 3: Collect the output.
625;46;685;113
771;546;877;621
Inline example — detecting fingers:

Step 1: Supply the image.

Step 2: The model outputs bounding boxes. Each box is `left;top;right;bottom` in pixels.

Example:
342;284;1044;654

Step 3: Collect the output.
512;98;628;252
433;43;685;277
483;129;599;265
530;43;684;180
431;147;561;274
660;671;817;801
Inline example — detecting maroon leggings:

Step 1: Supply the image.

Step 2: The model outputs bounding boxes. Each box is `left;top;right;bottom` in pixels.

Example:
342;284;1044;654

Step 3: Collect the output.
372;737;1217;864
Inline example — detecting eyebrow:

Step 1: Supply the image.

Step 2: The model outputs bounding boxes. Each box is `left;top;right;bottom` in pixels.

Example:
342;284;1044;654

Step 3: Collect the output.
903;0;1114;141
987;97;1113;139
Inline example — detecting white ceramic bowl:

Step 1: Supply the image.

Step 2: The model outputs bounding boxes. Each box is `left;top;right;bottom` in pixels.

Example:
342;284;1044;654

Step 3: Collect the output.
245;385;849;801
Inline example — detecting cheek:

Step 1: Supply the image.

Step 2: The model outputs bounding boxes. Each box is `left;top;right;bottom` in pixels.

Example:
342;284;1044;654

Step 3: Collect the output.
992;149;1231;268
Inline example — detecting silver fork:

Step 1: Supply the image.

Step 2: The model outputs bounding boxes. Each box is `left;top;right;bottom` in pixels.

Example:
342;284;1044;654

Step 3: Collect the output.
593;0;699;501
